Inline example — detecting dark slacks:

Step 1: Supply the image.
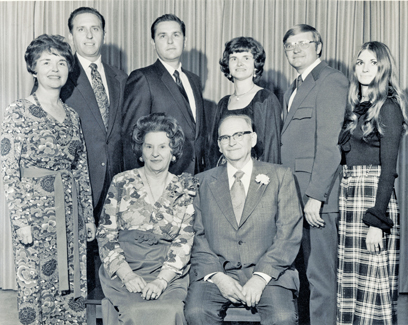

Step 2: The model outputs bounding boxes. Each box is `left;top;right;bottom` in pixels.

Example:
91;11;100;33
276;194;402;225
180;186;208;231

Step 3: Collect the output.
185;280;298;325
302;212;339;325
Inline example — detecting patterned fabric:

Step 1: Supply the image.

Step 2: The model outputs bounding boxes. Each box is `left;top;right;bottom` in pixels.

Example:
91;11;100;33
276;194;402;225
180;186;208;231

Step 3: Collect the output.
96;169;197;279
231;170;245;224
173;70;189;103
337;165;399;325
296;75;303;89
90;63;109;130
0;99;94;324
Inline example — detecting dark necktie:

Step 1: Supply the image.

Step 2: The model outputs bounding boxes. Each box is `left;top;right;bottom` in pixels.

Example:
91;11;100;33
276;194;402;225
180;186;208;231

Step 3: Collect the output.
173;70;189;103
231;170;246;224
90;63;109;130
296;75;303;90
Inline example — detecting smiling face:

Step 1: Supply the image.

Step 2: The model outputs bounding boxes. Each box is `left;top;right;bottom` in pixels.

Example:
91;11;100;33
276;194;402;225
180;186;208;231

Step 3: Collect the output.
284;32;321;74
355;49;378;88
218;116;257;168
69;12;104;62
229;51;255;82
34;51;69;90
151;21;185;67
142;131;173;174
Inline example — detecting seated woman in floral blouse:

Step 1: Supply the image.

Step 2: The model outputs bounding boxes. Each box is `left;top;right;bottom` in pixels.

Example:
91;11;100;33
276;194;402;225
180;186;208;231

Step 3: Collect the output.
97;113;198;325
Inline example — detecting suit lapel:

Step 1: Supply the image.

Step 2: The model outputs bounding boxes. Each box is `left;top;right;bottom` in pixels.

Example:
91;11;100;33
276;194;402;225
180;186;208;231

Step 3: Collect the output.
183;68;202;138
104;62;120;138
73;60;107;133
239;160;268;227
154;60;195;131
209;166;239;230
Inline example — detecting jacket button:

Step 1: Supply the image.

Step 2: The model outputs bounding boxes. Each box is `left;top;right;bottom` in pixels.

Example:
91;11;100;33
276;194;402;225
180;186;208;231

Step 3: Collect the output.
238;240;243;245
101;162;105;167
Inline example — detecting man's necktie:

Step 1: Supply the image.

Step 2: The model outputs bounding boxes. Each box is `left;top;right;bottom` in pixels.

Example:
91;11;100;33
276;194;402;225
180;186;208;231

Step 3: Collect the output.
296;75;303;89
90;63;109;130
173;70;189;103
231;170;246;224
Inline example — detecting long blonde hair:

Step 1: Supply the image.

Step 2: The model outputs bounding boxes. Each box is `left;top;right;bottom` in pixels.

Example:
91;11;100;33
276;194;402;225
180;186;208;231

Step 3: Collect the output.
345;41;407;139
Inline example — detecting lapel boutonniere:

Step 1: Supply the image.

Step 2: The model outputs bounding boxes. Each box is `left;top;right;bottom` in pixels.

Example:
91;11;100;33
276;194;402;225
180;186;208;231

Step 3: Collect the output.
255;174;270;186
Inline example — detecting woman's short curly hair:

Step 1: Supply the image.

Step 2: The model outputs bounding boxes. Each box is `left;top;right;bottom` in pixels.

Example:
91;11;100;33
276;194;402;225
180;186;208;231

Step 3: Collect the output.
25;34;74;75
219;36;266;83
131;113;185;163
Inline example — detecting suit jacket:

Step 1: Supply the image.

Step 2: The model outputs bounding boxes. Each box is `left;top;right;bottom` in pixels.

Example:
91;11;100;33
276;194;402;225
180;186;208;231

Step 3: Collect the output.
281;61;348;213
122;59;205;175
60;55;127;209
190;160;303;291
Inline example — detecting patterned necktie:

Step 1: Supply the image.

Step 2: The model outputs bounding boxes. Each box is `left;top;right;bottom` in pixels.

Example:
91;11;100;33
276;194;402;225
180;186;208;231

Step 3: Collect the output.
173;70;189;103
296;75;303;89
90;63;109;130
231;170;246;224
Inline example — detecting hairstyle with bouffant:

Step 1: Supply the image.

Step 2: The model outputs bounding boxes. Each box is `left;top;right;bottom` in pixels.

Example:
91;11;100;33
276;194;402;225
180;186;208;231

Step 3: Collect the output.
131;112;185;163
219;36;265;83
25;34;74;75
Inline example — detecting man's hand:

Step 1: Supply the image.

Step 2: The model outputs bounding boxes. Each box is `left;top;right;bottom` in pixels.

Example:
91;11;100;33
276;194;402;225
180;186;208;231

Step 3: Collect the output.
366;226;383;253
86;223;96;241
304;197;324;227
242;276;267;307
212;273;245;304
16;226;33;245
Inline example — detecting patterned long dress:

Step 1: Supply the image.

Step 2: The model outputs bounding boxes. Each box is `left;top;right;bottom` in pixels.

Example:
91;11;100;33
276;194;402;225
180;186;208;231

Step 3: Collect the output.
97;169;197;325
0;99;94;324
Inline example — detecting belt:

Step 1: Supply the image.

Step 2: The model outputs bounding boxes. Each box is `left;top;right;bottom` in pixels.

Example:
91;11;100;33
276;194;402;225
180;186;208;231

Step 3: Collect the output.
21;167;81;298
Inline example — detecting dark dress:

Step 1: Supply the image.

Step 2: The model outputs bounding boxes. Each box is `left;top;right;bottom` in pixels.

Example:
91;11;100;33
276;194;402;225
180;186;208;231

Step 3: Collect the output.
0;99;93;324
207;88;282;168
97;169;197;325
337;99;403;324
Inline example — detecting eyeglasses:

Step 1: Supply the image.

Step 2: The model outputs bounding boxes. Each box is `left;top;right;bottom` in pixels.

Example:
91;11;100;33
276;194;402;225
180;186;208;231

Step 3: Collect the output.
284;41;317;51
218;131;252;144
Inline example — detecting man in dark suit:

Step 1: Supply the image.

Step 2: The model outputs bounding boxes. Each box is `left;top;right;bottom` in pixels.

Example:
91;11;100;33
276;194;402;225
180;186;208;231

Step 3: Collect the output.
122;14;205;175
61;7;127;291
281;24;348;325
185;114;303;325
62;7;127;224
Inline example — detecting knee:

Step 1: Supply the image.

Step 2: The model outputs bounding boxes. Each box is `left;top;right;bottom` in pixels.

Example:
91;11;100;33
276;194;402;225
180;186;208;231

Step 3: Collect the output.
270;312;298;325
184;302;205;323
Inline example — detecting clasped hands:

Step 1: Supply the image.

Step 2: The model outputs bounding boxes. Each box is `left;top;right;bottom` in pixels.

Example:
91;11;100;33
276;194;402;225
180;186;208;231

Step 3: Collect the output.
212;273;266;307
122;272;168;300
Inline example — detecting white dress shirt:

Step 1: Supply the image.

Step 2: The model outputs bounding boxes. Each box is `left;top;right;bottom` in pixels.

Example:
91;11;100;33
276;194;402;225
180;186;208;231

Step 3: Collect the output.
159;59;197;121
76;53;110;102
288;58;321;111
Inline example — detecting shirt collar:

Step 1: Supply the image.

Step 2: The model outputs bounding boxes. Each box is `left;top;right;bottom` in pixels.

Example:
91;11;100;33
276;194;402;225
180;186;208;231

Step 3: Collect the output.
300;58;321;81
159;58;182;76
227;159;253;181
77;53;103;70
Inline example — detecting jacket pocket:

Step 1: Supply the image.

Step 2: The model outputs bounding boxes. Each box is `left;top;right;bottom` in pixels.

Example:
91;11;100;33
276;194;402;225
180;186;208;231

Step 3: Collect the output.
293;107;313;120
295;157;314;173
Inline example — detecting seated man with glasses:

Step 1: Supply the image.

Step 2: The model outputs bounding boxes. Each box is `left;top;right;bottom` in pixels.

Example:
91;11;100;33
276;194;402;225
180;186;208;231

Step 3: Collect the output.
185;114;303;325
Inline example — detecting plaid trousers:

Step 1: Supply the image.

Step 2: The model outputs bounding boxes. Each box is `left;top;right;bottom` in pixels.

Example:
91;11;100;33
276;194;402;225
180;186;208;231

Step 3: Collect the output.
337;165;399;325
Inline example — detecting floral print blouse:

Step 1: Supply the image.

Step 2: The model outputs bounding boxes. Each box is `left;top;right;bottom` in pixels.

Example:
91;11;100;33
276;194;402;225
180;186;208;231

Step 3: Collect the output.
97;169;198;278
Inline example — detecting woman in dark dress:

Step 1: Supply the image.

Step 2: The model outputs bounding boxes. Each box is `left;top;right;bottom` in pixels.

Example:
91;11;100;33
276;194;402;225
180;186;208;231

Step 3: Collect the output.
97;113;198;324
0;34;95;324
207;37;282;168
337;41;407;325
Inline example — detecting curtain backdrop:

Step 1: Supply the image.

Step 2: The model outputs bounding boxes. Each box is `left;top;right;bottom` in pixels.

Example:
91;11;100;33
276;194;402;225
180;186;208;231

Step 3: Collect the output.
1;0;407;291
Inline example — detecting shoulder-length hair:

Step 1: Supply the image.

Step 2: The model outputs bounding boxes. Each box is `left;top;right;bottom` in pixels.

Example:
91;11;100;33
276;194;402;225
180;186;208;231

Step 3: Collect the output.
345;41;407;138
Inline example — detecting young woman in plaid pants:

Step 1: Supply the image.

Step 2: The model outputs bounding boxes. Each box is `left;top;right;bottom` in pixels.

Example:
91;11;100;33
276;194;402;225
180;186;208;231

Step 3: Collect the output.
337;41;407;324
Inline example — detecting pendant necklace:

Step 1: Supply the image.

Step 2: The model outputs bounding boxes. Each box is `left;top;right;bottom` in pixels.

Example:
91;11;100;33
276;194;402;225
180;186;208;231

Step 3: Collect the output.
233;84;255;101
143;169;168;203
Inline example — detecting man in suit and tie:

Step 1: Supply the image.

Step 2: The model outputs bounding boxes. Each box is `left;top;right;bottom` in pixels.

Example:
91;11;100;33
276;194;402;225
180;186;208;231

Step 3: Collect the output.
185;114;303;325
281;24;348;325
61;6;127;290
122;14;205;175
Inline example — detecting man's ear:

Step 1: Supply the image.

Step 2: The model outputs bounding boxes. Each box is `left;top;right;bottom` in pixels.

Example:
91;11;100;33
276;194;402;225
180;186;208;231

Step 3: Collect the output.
251;132;257;148
316;42;322;56
151;39;155;49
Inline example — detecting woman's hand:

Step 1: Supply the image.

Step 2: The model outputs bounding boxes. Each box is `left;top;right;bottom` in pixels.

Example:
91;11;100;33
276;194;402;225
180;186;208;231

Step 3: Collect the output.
16;226;33;245
141;278;168;300
122;272;146;293
366;226;383;253
86;223;96;241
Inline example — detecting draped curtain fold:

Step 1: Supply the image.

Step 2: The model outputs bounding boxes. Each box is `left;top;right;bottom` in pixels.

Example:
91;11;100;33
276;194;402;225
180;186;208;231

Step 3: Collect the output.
1;0;407;292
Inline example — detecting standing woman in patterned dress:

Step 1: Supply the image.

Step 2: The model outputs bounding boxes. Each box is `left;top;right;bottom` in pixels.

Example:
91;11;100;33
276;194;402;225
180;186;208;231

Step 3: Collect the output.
0;34;95;324
337;41;407;324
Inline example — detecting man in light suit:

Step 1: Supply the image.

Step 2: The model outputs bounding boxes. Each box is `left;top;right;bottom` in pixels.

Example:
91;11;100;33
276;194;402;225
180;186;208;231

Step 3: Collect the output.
281;24;348;325
61;7;127;290
185;115;303;325
122;14;205;175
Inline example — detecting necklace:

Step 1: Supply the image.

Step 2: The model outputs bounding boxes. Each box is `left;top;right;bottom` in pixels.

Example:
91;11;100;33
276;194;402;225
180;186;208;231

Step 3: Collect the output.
233;84;255;100
142;169;169;203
